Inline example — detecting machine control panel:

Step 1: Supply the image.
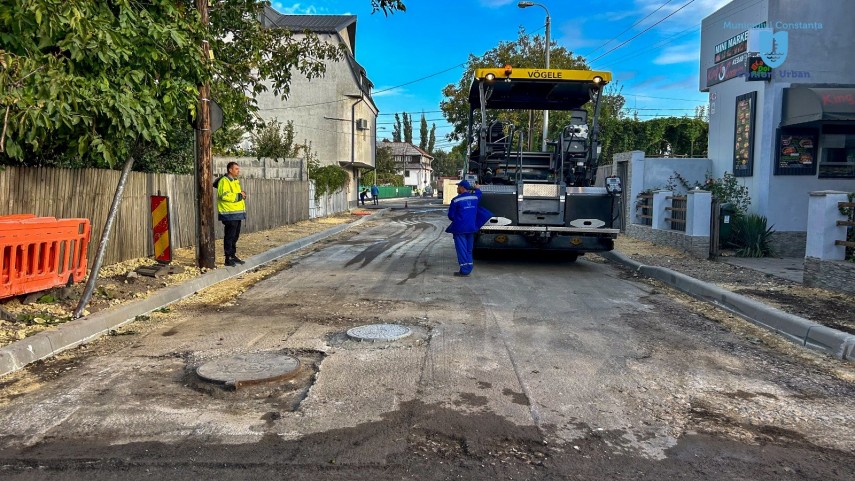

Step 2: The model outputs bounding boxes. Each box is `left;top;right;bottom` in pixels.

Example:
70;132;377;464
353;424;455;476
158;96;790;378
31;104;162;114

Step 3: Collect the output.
605;176;622;195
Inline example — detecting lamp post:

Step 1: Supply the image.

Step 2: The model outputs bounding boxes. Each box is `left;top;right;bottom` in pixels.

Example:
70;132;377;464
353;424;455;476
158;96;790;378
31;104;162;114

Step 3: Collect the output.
518;1;550;151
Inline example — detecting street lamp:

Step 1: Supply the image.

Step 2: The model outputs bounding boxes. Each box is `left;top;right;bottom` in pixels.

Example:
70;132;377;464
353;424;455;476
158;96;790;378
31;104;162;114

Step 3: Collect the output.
518;1;551;151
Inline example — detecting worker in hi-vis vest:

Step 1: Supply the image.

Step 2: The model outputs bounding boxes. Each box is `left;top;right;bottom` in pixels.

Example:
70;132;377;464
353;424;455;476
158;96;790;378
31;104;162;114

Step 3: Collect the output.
215;161;248;267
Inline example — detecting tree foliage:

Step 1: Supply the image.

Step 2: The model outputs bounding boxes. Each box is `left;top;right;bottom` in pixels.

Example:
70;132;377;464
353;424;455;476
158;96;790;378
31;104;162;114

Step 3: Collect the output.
392;113;402;142
428;123;436;154
250;119;300;161
0;0;406;170
431;150;463;178
418;113;428;150
441;27;589;143
0;0;205;167
403;112;413;144
373;144;403;185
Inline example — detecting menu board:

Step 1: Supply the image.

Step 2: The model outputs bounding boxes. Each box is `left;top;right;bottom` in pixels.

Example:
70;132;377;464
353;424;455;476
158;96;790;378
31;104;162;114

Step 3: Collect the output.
733;92;756;177
775;129;818;175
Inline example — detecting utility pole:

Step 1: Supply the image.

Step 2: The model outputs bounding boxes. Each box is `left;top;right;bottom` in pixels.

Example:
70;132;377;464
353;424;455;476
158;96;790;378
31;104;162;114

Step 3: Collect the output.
195;0;216;269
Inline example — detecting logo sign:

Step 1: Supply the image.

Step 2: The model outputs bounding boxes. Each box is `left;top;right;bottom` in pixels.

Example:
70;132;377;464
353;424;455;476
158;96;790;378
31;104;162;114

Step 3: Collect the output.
706;53;749;88
758;29;788;68
746;56;773;81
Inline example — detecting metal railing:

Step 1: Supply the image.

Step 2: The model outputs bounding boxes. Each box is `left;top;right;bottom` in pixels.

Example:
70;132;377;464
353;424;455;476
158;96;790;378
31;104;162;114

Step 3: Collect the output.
666;195;687;232
636;193;653;226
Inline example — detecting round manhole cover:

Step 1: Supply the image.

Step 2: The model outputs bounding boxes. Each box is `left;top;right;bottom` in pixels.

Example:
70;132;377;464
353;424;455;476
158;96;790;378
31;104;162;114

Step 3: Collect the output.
196;352;300;385
347;324;412;342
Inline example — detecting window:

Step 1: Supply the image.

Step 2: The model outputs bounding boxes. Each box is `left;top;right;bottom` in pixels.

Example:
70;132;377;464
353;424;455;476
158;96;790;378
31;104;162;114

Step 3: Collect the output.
819;125;855;178
405;170;411;178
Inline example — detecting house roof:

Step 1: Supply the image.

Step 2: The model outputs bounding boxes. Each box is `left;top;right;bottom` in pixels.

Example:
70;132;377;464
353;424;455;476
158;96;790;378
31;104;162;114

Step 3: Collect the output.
378;142;434;160
262;7;357;53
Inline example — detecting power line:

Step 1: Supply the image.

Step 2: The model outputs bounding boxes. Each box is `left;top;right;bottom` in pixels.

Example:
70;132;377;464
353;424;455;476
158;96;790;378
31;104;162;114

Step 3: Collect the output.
590;0;697;64
583;0;676;57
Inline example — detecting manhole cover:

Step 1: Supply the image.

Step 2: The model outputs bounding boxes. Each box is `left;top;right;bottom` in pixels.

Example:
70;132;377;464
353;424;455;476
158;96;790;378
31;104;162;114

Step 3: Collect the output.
196;352;300;387
347;324;412;342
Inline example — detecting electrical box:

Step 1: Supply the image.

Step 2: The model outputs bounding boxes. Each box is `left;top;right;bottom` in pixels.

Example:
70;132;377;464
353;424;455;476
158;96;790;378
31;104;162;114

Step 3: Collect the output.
356;119;369;130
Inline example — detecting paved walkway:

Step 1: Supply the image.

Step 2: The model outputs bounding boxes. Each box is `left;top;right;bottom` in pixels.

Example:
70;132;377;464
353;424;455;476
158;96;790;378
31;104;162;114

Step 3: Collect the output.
721;256;805;284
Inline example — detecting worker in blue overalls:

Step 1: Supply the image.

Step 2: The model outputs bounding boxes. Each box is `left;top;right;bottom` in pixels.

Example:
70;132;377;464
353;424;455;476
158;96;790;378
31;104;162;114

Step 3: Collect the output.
446;180;491;277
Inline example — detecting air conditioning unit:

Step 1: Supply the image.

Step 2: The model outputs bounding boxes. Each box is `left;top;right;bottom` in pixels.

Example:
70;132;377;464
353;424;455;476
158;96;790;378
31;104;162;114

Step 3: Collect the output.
356;118;369;130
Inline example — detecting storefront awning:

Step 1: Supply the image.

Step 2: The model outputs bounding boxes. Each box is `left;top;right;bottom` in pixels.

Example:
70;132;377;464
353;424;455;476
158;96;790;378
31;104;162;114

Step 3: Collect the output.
781;87;855;127
338;161;375;170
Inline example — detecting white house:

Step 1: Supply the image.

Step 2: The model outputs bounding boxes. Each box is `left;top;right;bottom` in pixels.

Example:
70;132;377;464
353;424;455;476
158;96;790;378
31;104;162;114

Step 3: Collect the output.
256;7;379;206
381;141;434;191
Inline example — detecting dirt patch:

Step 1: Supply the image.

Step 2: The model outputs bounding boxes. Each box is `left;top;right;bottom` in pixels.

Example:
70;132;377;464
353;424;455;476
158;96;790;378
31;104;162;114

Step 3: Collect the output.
0;214;357;348
735;288;855;334
612;236;855;334
0;400;852;480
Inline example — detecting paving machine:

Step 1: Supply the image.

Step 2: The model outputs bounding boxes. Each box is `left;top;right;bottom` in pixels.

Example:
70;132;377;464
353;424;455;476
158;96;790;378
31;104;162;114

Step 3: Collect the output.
465;66;622;260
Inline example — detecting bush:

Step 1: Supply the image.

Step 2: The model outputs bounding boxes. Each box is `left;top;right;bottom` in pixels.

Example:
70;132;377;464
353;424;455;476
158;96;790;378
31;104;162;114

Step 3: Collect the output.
730;214;775;257
703;172;751;214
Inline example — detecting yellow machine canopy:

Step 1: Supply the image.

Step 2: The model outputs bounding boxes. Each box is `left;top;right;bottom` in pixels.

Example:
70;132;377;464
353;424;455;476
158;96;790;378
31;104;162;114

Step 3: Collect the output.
468;67;612;111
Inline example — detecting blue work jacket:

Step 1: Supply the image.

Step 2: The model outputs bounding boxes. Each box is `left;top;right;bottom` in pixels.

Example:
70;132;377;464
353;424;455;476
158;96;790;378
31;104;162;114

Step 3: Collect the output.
447;189;492;234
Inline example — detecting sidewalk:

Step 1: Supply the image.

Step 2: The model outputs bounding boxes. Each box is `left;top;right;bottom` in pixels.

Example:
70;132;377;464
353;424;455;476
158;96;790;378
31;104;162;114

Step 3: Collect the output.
608;236;855;337
0;213;359;348
720;256;804;284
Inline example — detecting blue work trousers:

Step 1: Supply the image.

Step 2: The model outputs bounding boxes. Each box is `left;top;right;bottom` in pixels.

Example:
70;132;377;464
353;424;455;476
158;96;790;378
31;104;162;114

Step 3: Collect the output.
453;233;475;275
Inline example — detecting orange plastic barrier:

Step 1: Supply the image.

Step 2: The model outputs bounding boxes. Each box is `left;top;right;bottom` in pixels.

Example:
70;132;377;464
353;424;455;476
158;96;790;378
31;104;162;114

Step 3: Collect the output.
0;216;91;299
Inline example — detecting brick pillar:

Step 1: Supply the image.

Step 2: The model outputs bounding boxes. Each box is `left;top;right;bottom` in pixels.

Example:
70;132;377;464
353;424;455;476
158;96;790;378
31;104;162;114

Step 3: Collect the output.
806;191;849;261
686;190;712;237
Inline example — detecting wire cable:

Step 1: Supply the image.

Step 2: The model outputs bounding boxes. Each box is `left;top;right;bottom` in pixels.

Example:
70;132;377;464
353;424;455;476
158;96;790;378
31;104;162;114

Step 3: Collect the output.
590;0;697;64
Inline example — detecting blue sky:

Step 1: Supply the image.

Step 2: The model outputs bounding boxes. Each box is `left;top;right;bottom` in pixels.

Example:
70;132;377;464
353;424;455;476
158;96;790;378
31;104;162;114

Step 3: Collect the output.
272;0;732;151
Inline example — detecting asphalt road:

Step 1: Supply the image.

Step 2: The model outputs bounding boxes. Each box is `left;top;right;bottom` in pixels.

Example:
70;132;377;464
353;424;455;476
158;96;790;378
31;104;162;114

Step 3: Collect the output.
0;204;853;480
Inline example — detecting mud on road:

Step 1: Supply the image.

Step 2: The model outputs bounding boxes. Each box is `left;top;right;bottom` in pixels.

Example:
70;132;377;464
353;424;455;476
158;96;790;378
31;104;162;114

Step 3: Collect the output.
0;207;853;480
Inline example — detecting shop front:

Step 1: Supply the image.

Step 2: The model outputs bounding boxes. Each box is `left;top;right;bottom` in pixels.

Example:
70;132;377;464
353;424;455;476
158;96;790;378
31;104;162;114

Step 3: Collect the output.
779;87;855;179
700;0;855;256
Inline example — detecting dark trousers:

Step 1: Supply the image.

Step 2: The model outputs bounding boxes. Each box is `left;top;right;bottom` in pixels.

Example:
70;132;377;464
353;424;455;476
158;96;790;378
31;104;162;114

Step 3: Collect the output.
223;220;242;259
453;233;475;275
373;195;379;205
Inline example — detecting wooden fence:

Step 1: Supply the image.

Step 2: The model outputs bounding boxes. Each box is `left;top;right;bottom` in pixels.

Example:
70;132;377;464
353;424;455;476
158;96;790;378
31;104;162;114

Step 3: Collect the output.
0;166;309;266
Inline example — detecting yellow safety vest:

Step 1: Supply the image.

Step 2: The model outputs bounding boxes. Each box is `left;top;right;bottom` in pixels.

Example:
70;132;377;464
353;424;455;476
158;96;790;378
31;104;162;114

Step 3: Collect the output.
217;176;246;221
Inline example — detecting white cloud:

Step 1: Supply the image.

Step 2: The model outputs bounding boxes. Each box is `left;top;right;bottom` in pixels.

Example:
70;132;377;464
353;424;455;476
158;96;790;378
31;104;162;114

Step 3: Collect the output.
273;2;321;14
372;87;409;98
480;0;516;7
557;22;604;50
653;42;699;64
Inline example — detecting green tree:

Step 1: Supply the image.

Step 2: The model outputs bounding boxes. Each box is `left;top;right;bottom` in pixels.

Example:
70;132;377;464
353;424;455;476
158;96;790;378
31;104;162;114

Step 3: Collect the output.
250;119;300;161
441;27;590;143
392;113;402;142
428;123;436;154
374;144;403;185
0;0;406;169
418;113;428;150
403;112;413;144
431;150;464;178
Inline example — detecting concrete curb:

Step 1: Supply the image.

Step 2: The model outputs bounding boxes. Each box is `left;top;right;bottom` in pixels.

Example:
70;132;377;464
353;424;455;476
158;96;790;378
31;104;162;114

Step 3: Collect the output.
0;211;387;377
600;250;855;361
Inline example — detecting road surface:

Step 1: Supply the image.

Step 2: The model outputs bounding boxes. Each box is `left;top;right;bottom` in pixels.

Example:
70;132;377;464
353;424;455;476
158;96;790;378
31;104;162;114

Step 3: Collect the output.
0;203;853;480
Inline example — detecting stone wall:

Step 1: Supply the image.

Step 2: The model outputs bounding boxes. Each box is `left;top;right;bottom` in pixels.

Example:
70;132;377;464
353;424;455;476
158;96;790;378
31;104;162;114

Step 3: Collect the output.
804;257;855;295
626;224;710;259
214;157;304;181
769;231;807;258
